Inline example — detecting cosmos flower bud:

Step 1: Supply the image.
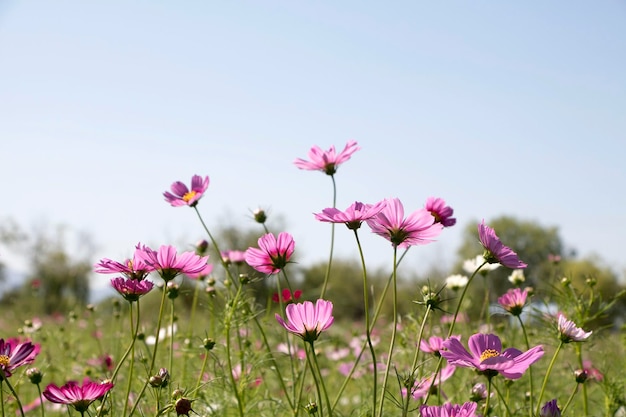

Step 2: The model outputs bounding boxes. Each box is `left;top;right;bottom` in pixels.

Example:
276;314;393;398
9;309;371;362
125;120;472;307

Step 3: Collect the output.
26;367;43;384
196;240;209;255
253;208;267;224
175;397;194;416
574;369;588;384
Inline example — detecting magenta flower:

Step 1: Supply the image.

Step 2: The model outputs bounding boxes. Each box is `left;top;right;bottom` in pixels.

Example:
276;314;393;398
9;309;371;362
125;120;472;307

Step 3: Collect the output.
185;263;214;280
497;287;529;316
111;277;154;302
244;232;295;275
137;244;209;282
314;200;386;230
163;174;209;207
276;299;334;343
272;288;303;304
94;244;155;280
441;333;544;380
43;378;114;413
557;314;592;343
366;198;443;248
424;197;456;227
294;140;360;175
419;402;478;417
478;220;527;269
0;338;41;378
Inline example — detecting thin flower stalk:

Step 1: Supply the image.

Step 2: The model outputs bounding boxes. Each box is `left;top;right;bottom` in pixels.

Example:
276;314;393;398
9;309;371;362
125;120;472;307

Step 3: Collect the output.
423;259;487;404
377;247;399;417
516;314;535;417
403;303;432;417
320;174;337;299
0;374;26;417
536;341;564;416
574;343;589;415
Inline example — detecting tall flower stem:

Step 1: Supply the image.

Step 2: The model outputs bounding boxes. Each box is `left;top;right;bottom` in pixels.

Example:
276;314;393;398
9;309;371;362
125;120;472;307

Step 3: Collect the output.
148;284;169;377
516;315;535;417
168;297;175;398
224;282;246;417
331;248;411;411
536;341;564;416
403;304;432;417
491;379;513;417
319;175;337;299
352;229;378;415
97;300;142;417
574;343;589;415
0;374;25;417
560;381;580;415
484;376;493;417
377;247;399;417
423;260;487;404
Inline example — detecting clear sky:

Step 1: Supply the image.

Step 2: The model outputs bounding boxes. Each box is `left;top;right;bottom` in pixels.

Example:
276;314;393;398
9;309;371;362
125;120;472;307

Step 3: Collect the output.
1;1;625;293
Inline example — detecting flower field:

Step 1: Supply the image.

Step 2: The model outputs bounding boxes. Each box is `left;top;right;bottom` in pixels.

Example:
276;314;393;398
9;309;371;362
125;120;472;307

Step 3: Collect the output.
1;141;624;417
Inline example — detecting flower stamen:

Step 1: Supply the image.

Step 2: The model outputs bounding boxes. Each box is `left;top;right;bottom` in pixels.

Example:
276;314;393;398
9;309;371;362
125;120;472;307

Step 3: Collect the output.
480;349;500;362
182;190;197;202
0;355;10;367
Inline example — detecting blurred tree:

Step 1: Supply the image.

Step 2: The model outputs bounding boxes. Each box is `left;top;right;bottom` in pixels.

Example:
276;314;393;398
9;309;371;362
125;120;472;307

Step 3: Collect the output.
0;220;94;314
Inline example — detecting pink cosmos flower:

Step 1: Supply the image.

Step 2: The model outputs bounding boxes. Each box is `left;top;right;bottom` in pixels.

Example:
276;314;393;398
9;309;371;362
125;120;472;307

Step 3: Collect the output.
441;333;544;380
185;263;214;280
366;198;443;248
245;232;295;275
424;197;456;227
294;140;360;175
221;250;246;265
419;402;478;417
137;244;209;282
581;360;603;382
163;174;209;207
497;287;529;316
0;338;41;378
43;378;114;413
111;277;154;302
276;299;334;343
478;220;527;269
557;314;592;343
94;244;155;280
314;200;386;230
419;335;461;357
406;364;456;400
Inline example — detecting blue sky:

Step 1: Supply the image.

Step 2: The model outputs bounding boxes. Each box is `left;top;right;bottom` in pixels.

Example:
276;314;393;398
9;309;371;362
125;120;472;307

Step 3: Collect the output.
1;1;625;291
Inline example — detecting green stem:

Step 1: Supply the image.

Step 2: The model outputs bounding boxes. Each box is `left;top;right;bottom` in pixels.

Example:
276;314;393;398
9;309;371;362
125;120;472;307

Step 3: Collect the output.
403;305;432;417
423;261;487;404
168;298;175;399
311;342;332;417
574;344;589;416
492;379;513;417
377;247;399;417
485;376;493;417
122;302;139;417
536;341;564;416
0;374;25;417
148;284;169;376
561;382;580;415
36;383;45;417
305;342;324;417
331;248;411;411
319;174;337;299
516;314;534;417
224;283;246;417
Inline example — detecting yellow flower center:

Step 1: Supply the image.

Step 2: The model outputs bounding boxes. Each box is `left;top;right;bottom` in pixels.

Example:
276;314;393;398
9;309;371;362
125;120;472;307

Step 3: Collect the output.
0;355;10;367
480;349;499;362
182;191;197;202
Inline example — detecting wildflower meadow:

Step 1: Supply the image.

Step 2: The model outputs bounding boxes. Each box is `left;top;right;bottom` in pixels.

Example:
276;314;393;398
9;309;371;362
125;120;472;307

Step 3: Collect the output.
2;141;625;417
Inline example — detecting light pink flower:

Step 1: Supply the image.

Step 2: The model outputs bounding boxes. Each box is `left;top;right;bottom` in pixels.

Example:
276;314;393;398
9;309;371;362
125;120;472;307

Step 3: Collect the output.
294;140;360;175
314;200;386;230
0;338;40;378
185;263;214;280
424;197;456;227
497;287;529;316
478;220;527;269
163;174;209;207
366;198;443;248
557;314;592;343
420;335;461;357
406;365;456;400
245;232;295;274
221;250;246;265
441;333;544;380
137;244;209;282
276;299;334;343
43;378;114;413
419;402;478;417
